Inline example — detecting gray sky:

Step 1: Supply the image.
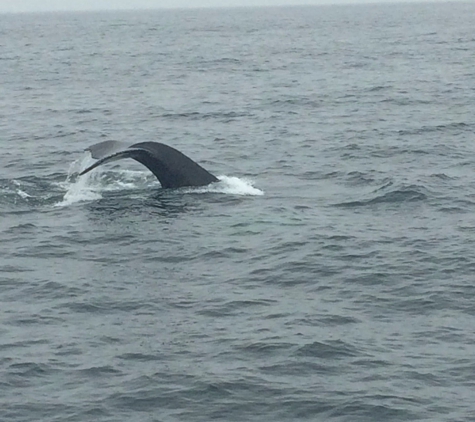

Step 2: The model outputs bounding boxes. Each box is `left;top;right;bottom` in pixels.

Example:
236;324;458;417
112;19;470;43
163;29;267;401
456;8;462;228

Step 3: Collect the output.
0;0;448;13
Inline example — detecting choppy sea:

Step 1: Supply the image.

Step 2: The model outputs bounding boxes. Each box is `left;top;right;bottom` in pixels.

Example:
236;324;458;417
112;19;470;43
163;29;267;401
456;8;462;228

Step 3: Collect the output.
1;2;475;421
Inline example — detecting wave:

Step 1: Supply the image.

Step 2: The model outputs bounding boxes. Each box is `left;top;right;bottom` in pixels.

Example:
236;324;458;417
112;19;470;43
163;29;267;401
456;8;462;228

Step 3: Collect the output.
160;111;249;121
396;122;470;136
334;183;428;208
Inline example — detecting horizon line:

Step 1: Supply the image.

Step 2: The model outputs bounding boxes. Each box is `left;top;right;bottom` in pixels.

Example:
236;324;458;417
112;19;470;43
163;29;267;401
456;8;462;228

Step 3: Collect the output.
0;0;456;15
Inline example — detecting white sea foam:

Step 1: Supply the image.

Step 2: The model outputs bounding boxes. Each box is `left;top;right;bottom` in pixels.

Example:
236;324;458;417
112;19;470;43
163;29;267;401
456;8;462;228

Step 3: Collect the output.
56;155;159;206
16;189;32;199
55;156;103;207
12;180;32;199
184;176;264;196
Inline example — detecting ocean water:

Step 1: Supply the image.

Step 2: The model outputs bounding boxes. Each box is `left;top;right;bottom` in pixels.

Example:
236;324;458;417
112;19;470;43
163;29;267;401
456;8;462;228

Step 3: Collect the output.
1;2;475;421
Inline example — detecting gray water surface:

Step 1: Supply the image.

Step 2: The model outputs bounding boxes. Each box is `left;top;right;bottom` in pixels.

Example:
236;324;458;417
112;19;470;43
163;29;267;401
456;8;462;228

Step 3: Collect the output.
1;3;475;421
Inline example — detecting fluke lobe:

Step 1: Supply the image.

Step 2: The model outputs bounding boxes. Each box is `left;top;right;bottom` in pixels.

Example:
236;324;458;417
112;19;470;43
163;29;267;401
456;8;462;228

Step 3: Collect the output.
79;141;218;189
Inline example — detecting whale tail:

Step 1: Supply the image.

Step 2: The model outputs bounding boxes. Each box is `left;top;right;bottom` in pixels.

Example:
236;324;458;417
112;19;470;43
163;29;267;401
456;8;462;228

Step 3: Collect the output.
79;141;218;189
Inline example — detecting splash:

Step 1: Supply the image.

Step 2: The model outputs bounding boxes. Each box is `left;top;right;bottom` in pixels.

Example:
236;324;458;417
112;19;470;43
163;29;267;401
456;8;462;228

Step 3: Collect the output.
56;155;161;207
12;180;32;199
184;176;264;196
55;155;103;207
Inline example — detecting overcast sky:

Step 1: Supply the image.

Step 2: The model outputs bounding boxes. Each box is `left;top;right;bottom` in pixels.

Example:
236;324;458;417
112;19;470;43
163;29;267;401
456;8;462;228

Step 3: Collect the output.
0;0;448;13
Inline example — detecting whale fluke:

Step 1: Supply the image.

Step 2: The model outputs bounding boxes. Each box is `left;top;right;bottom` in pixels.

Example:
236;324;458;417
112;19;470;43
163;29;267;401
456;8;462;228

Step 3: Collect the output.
79;141;218;189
